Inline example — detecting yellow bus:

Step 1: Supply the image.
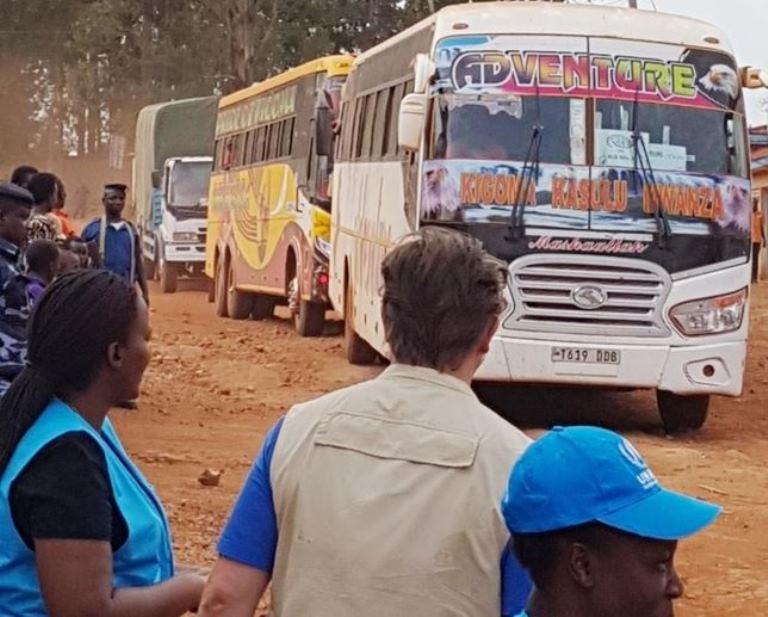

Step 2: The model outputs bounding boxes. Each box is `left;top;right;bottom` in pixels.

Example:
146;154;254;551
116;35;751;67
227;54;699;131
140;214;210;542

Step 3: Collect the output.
206;55;352;335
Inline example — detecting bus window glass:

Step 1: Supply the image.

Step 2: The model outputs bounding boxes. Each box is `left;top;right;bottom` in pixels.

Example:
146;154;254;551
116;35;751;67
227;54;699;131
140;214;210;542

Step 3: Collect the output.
430;94;579;164
595;100;748;177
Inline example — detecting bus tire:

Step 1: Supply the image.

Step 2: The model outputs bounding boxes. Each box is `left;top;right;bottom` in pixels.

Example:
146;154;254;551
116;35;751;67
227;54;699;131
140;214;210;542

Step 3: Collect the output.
252;295;275;321
143;256;156;281
344;284;377;365
295;300;325;337
159;259;178;294
657;391;710;434
214;256;228;318
227;259;253;320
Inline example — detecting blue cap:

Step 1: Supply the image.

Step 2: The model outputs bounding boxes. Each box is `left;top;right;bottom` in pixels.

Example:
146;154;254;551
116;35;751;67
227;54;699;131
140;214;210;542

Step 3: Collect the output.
502;426;721;541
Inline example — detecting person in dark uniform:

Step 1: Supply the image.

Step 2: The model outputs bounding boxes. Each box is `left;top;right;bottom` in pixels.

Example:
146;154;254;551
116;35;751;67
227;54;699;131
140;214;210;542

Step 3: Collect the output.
82;183;149;307
0;183;33;396
82;184;148;411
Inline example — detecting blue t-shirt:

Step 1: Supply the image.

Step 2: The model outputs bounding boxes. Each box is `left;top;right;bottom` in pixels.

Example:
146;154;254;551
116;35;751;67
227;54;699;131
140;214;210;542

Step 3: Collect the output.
218;418;532;616
81;219;136;281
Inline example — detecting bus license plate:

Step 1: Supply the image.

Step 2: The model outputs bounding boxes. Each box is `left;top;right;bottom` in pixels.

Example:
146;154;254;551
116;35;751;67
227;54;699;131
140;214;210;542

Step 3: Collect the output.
551;347;621;365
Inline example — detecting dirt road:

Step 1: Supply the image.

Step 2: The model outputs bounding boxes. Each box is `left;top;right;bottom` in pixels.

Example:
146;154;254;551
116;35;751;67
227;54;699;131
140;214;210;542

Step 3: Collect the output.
112;281;768;616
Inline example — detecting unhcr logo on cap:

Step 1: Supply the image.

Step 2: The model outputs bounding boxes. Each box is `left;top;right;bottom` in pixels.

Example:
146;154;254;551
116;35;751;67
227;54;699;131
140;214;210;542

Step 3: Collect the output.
619;438;659;490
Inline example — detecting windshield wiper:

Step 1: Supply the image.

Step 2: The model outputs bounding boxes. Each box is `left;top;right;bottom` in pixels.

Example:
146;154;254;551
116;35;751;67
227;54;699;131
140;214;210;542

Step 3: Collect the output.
631;92;671;248
508;88;543;240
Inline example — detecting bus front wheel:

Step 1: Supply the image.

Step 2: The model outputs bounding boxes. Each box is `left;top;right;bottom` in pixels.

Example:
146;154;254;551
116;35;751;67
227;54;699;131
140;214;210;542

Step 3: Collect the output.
657;391;710;434
159;258;178;294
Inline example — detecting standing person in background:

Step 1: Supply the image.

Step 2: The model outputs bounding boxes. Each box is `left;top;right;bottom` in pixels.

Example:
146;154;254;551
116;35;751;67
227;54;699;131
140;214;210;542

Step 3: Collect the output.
0;270;204;616
0;183;33;397
24;240;60;306
10;166;38;190
26;173;63;242
51;177;75;239
82;184;149;307
502;426;721;617
199;227;532;617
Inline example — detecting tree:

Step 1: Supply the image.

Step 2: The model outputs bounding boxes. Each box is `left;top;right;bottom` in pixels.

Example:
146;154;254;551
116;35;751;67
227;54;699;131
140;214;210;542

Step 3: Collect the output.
0;0;469;163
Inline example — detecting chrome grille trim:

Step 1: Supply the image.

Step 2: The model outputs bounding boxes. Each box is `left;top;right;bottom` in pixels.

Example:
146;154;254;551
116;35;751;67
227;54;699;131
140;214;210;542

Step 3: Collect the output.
504;255;672;337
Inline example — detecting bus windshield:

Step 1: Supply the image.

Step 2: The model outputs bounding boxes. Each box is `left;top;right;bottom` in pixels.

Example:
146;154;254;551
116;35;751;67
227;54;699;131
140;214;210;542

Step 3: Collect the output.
596;99;748;178
430;94;581;165
169;161;211;207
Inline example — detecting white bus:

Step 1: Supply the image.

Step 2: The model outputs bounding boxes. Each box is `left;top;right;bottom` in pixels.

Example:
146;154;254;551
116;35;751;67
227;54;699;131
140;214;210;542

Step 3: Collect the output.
330;1;767;432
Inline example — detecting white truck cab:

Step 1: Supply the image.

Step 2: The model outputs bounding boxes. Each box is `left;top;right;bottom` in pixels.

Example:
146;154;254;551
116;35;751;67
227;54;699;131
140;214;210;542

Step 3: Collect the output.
143;156;212;292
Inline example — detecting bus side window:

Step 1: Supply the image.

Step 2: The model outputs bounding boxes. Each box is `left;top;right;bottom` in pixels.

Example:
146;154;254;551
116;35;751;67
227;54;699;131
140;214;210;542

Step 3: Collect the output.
253;127;264;163
354;96;367;160
233;133;245;168
333;103;347;161
284;117;295;158
372;89;391;160
265;124;275;161
223;137;233;171
361;93;376;160
244;130;255;166
214;139;222;171
387;84;404;159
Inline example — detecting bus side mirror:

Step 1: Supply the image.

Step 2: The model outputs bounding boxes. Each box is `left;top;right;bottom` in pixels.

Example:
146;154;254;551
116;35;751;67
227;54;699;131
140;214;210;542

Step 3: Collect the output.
741;66;768;89
398;93;427;151
315;108;332;157
151;170;162;189
413;53;436;94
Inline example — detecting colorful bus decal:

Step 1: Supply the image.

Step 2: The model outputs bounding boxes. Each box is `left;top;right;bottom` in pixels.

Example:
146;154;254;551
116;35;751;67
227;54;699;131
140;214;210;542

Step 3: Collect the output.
436;35;742;111
422;159;751;236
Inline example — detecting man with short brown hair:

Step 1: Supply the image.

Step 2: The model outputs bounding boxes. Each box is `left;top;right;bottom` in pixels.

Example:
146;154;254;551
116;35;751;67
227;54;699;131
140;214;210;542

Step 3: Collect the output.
199;226;532;617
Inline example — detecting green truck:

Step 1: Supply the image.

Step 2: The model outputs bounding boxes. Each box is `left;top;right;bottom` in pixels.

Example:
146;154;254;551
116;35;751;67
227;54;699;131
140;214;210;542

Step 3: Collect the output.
132;96;217;292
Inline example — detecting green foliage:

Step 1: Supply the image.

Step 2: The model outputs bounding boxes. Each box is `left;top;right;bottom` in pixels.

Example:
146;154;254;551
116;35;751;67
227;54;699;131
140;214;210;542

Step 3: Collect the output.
0;0;459;161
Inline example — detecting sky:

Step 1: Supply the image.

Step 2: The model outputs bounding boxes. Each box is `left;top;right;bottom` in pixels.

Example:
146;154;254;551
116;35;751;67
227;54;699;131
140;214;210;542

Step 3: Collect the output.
635;0;768;126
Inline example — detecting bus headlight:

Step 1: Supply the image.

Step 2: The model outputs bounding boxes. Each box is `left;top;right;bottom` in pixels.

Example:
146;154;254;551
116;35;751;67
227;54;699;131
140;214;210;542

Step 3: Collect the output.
172;232;198;243
669;288;747;336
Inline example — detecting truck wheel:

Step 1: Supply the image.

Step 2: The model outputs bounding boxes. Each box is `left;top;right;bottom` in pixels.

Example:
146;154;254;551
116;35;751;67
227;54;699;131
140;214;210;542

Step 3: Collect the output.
344;284;377;365
295;300;325;337
159;260;178;294
226;259;252;320
143;256;156;281
657;391;710;434
251;295;275;321
214;257;228;318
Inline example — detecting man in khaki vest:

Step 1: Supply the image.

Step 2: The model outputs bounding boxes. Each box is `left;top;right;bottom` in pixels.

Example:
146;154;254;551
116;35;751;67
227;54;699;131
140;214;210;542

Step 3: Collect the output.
199;227;532;617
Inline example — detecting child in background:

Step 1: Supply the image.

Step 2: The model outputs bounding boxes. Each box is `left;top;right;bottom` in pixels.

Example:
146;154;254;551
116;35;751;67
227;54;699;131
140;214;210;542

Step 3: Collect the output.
57;250;81;275
25;239;60;306
63;236;90;268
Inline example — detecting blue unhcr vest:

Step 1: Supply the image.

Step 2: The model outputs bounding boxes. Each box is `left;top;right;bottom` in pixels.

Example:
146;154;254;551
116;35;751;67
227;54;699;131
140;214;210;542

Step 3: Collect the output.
0;400;174;616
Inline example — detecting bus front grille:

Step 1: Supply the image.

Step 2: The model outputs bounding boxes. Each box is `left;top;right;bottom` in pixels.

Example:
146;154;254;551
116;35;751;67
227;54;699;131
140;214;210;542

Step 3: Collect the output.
505;254;672;338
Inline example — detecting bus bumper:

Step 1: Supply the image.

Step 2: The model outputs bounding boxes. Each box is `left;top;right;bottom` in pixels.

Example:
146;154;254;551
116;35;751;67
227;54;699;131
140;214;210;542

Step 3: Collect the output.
475;336;746;396
164;243;207;264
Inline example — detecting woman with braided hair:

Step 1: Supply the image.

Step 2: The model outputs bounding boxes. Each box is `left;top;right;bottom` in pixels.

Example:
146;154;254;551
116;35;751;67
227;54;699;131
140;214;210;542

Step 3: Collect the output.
0;270;203;616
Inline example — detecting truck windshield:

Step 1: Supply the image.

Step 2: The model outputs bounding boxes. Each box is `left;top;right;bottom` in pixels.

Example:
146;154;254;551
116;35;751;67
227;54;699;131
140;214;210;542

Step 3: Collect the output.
169;161;211;207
